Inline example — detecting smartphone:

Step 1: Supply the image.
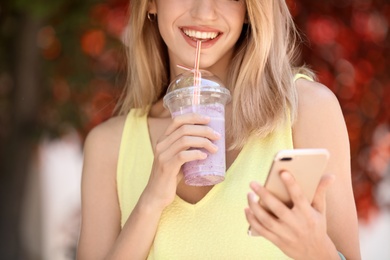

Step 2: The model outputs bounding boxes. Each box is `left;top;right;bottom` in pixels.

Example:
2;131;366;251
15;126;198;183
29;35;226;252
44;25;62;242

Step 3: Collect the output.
264;149;329;208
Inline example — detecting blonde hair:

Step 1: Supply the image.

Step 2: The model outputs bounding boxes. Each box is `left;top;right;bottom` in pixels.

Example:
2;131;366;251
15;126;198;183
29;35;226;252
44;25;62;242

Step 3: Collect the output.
117;0;312;149
116;0;169;112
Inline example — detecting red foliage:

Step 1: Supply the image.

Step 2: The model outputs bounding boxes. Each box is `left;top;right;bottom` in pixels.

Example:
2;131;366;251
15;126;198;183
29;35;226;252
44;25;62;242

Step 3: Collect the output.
81;29;106;57
294;0;390;221
37;26;62;60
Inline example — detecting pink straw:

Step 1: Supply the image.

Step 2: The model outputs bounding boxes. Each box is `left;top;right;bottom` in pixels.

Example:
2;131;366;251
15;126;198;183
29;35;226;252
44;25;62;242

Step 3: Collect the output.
176;64;193;71
194;40;202;86
193;40;202;104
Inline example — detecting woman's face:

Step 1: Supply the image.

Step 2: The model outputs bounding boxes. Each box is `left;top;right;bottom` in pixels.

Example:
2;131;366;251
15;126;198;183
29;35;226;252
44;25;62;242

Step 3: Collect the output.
149;0;246;77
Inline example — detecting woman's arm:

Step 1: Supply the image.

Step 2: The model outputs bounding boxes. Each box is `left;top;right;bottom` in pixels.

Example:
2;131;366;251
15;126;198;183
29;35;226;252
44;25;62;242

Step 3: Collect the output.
76;116;163;259
245;79;361;260
77;113;220;259
292;79;361;259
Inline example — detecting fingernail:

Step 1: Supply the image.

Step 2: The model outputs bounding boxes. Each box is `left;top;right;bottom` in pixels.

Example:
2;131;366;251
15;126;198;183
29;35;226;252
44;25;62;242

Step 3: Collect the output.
281;171;292;180
247;225;252;236
250;181;261;191
214;130;221;138
249;192;259;203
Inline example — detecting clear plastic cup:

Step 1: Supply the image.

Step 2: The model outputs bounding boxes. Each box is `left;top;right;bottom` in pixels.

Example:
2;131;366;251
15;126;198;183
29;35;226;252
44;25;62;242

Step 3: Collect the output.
163;70;231;186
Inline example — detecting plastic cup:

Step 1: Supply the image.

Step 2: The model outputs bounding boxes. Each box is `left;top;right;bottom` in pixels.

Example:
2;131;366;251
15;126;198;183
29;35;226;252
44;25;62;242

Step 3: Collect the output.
163;70;231;186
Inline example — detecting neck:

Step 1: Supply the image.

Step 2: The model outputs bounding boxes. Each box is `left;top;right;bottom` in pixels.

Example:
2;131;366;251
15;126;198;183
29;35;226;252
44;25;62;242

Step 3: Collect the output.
149;99;171;118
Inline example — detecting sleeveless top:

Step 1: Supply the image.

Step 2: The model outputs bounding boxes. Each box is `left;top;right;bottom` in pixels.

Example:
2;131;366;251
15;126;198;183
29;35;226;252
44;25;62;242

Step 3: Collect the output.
117;75;311;259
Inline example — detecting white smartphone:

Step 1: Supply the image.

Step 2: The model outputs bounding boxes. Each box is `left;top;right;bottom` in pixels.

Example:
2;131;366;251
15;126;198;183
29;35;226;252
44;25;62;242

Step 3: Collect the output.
264;149;330;207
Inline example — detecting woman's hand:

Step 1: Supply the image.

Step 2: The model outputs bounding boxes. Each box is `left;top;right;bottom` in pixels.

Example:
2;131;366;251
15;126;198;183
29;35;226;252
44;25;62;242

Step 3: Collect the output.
245;172;341;260
141;113;221;211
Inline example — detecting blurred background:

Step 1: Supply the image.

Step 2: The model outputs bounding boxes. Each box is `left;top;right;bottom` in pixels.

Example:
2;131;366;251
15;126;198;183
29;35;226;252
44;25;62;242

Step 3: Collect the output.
0;0;389;259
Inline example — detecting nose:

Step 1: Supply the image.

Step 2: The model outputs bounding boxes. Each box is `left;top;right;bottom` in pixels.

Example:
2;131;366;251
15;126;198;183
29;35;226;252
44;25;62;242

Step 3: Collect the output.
190;0;218;21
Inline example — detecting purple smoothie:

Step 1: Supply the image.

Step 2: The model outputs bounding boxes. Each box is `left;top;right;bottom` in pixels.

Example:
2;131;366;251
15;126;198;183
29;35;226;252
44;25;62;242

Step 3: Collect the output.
172;103;226;186
163;70;231;186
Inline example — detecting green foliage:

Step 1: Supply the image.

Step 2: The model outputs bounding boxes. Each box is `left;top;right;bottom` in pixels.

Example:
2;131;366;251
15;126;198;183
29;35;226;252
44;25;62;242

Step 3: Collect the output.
11;0;67;19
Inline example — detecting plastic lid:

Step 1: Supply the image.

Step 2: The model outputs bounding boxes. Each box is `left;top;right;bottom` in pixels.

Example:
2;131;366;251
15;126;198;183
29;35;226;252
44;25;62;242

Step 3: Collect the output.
163;70;231;107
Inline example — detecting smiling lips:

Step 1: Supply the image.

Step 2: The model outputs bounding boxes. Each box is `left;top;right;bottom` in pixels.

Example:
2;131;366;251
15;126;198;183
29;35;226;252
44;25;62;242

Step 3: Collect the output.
181;27;221;42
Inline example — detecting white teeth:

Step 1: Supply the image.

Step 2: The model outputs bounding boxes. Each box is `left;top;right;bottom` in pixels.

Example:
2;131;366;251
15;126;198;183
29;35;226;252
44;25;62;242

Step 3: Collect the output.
182;29;219;40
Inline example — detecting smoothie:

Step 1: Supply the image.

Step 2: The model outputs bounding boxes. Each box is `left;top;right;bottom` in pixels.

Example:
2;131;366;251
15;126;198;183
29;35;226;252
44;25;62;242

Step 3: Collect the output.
173;103;226;186
163;70;231;186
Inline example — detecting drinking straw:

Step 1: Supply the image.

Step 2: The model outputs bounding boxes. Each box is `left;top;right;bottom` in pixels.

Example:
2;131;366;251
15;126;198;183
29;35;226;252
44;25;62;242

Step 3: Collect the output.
176;64;192;71
193;40;202;104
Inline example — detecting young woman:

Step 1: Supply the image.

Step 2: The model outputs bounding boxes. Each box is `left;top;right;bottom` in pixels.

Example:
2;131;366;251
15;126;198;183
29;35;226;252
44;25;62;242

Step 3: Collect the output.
77;0;361;259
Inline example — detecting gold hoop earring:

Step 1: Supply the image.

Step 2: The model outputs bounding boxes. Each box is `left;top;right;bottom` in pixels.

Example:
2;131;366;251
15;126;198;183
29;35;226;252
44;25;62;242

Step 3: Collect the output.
147;12;157;22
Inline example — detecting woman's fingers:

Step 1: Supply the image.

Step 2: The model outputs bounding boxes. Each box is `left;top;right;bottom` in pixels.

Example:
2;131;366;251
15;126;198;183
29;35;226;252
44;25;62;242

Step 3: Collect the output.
246;182;293;239
152;112;222;181
311;174;335;214
247;192;277;230
244;202;283;249
245;207;275;238
278;171;312;211
164;113;210;136
165;148;208;169
157;131;219;158
245;174;334;259
278;171;334;215
156;129;220;173
155;113;221;169
163;122;221;146
249;181;291;220
156;114;220;153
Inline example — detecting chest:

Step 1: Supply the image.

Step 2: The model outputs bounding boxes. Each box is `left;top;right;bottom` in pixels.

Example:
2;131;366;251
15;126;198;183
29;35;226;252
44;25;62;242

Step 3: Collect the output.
142;129;291;259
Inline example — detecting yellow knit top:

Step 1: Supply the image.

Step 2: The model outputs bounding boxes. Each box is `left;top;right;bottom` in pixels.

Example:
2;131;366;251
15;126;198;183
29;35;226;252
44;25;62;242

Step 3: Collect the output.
116;75;312;259
117;117;295;259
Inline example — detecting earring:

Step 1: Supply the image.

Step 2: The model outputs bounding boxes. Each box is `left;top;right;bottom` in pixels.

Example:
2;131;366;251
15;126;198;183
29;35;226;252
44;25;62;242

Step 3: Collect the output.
147;12;157;22
244;12;250;25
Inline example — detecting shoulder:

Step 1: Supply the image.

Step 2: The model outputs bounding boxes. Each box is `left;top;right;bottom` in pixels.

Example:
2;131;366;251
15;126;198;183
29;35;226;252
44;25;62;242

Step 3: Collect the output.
85;115;127;150
295;78;340;113
83;115;127;170
292;79;348;148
